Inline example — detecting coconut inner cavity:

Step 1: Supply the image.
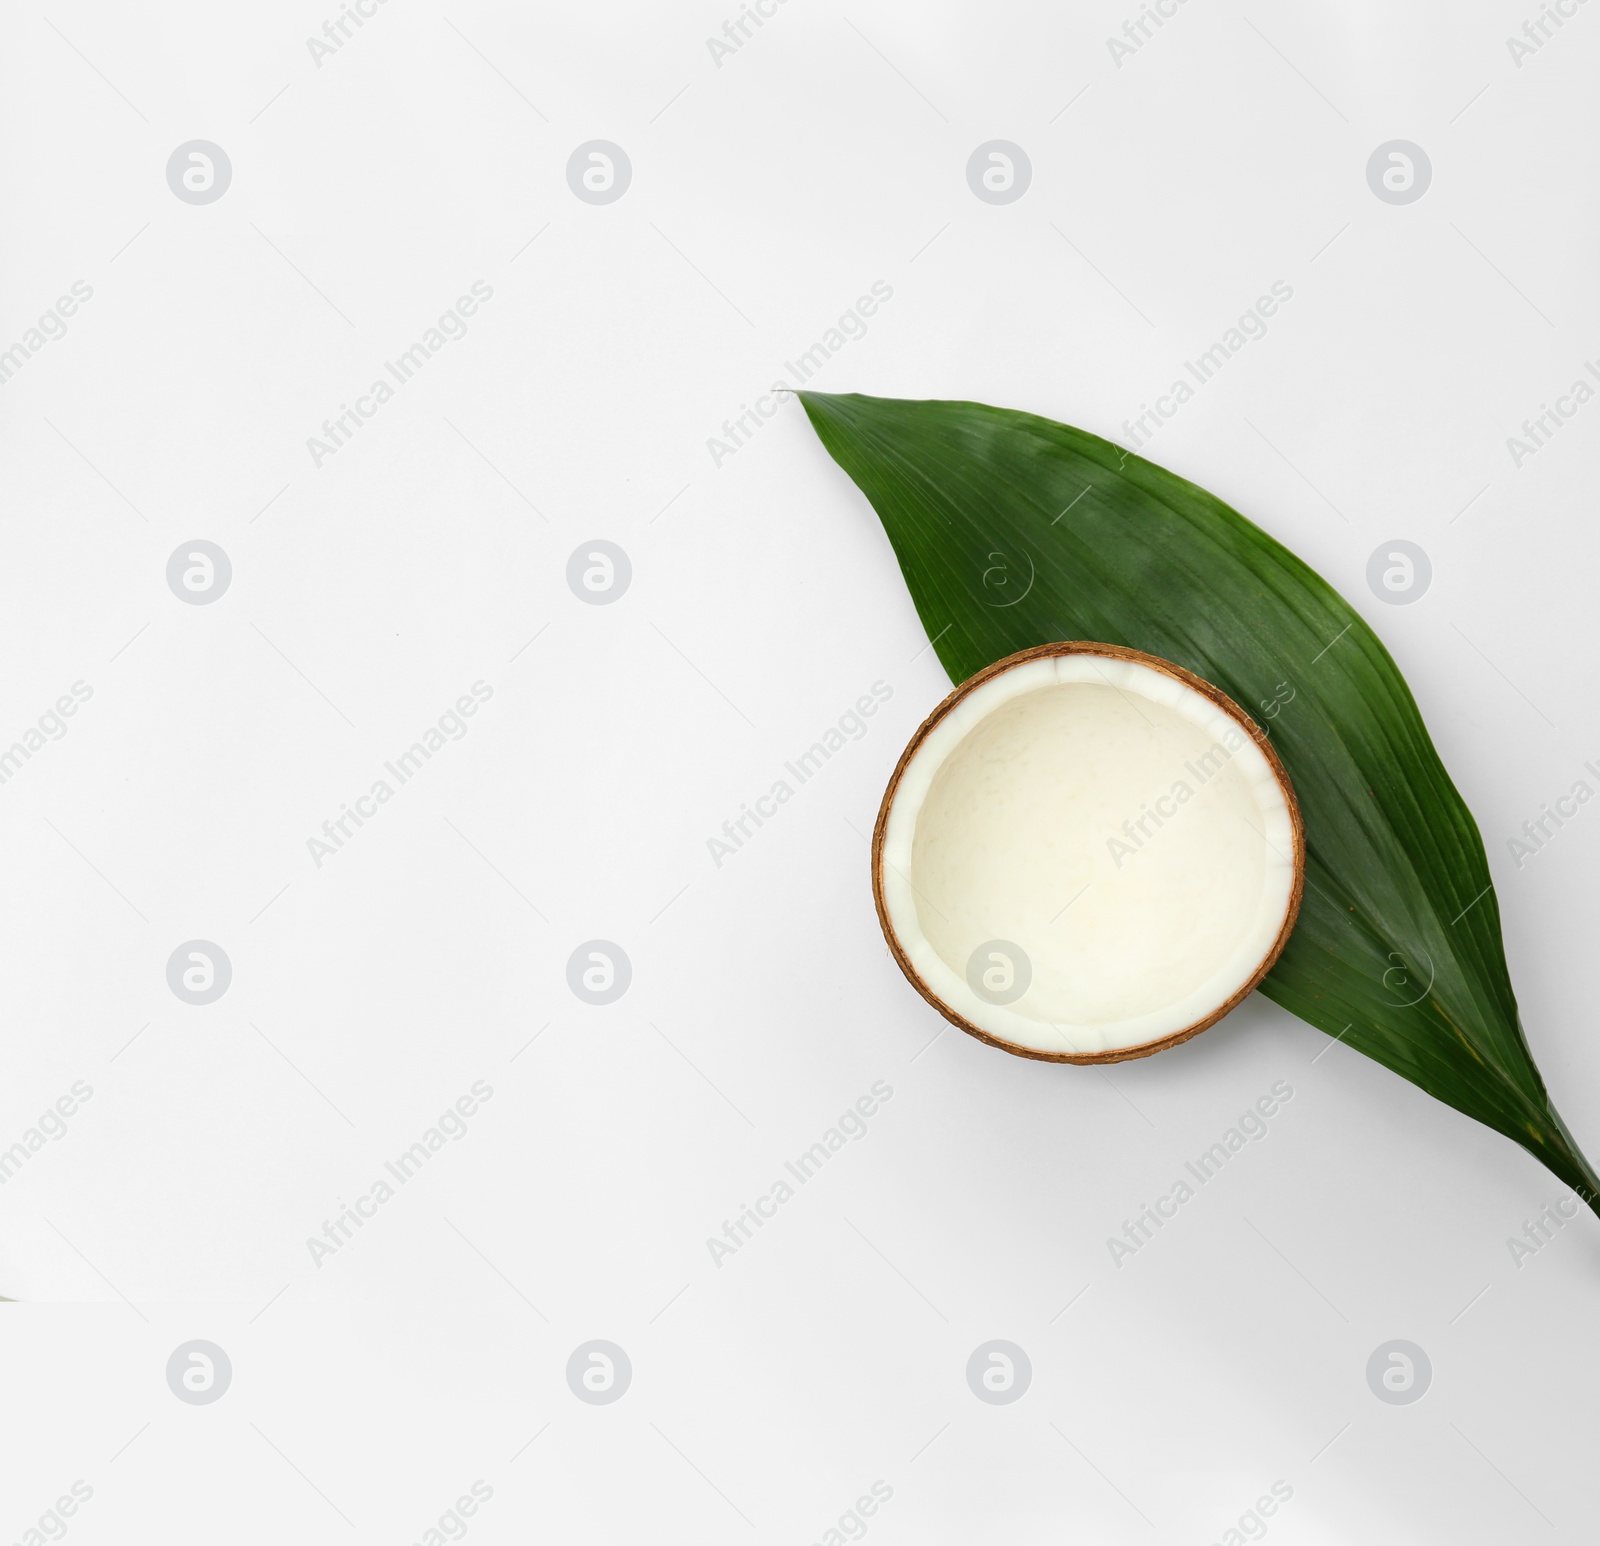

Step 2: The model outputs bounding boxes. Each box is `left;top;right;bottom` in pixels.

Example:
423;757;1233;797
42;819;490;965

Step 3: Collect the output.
881;655;1297;1057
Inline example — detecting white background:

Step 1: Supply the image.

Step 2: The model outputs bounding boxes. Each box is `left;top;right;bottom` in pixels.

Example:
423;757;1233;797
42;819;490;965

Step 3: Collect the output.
2;0;1599;1541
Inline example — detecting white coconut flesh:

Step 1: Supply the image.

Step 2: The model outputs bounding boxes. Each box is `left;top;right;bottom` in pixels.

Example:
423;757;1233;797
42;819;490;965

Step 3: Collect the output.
878;652;1299;1059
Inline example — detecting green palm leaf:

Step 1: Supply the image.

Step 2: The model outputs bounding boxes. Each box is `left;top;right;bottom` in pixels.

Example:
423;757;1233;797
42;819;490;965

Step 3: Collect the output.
799;389;1598;1212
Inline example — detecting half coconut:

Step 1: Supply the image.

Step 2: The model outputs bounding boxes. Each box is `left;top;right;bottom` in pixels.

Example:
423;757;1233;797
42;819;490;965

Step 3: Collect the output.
873;642;1304;1063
